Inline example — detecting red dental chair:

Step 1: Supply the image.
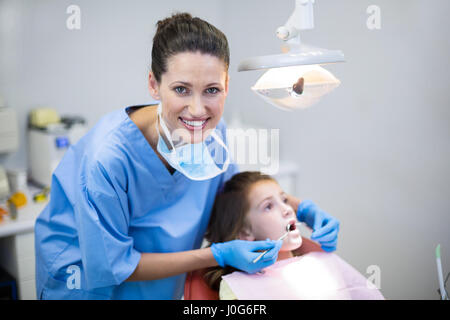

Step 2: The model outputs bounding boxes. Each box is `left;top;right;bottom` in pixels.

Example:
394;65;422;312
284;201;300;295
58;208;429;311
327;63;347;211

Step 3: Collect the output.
184;237;324;300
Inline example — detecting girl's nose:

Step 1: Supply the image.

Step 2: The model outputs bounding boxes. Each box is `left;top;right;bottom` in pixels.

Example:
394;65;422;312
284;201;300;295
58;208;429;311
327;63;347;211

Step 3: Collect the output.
282;204;294;217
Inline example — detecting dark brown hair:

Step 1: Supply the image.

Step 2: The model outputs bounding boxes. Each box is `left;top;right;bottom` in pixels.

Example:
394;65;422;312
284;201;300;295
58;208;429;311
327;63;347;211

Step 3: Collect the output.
151;12;230;83
204;171;276;291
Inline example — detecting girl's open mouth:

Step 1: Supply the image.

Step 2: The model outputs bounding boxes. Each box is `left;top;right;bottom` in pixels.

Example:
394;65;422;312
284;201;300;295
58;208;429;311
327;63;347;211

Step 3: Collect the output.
288;221;297;231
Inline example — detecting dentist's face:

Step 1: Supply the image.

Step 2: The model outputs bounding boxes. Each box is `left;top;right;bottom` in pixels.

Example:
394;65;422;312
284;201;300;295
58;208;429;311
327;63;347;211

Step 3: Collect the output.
149;51;229;144
240;180;303;252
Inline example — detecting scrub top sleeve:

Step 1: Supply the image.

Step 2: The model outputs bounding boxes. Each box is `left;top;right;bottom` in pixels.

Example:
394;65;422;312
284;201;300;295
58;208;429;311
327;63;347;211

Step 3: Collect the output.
75;161;141;290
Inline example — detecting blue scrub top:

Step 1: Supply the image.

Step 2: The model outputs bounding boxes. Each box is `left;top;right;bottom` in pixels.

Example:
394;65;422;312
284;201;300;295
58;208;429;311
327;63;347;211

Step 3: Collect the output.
34;105;239;299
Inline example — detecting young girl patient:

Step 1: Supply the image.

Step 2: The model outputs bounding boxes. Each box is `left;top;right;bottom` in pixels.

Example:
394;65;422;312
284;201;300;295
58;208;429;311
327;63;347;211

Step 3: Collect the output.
204;171;384;300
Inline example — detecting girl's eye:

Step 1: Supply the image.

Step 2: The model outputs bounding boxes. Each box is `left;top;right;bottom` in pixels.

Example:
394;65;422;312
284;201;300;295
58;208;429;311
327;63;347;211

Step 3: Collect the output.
206;87;220;94
174;86;188;95
283;197;288;204
264;203;273;211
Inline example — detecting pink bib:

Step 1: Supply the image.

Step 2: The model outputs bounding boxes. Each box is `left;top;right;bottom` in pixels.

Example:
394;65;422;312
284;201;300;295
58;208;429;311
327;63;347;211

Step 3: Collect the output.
222;252;384;300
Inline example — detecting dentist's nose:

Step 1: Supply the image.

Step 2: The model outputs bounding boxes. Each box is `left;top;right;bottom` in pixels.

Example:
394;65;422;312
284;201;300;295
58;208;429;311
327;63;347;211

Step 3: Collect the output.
187;95;207;118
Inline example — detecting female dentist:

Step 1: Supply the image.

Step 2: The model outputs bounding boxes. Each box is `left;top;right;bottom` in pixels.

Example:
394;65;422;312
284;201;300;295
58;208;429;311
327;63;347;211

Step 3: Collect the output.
34;13;340;300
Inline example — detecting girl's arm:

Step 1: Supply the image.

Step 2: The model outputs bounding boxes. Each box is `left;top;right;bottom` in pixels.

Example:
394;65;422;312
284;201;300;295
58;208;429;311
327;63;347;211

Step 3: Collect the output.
126;247;218;281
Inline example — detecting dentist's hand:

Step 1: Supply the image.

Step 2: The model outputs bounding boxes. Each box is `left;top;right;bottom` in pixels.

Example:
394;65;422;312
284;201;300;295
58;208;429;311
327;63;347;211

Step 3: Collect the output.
297;200;340;252
211;239;282;274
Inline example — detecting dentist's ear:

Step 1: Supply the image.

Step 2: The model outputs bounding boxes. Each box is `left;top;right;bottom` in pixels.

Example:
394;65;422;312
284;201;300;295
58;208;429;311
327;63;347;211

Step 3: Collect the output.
148;71;161;100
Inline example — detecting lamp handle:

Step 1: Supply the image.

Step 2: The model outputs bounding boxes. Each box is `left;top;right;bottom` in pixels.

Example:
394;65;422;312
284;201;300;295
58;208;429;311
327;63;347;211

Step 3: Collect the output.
276;0;315;43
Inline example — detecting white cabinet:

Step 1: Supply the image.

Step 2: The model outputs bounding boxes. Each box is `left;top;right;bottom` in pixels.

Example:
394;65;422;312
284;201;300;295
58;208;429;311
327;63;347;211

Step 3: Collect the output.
0;197;47;300
0;232;36;299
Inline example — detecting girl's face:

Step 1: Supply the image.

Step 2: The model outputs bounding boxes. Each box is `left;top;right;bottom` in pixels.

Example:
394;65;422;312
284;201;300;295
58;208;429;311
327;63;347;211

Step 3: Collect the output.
239;180;303;252
149;51;229;144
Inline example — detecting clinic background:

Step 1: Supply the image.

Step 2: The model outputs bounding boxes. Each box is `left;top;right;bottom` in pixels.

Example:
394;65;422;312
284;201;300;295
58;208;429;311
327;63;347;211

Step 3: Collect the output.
0;0;449;299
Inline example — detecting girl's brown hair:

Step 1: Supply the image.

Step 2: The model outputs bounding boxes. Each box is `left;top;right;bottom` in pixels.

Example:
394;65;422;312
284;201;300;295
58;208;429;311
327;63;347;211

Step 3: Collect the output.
152;12;230;83
204;171;276;291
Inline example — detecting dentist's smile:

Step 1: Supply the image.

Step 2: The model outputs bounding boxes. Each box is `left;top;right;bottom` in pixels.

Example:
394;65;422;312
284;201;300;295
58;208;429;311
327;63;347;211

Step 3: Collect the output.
179;116;210;131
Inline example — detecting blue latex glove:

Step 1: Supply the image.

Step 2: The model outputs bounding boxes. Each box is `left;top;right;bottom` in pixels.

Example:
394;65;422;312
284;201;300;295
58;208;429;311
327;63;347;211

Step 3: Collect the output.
211;239;282;274
297;200;340;252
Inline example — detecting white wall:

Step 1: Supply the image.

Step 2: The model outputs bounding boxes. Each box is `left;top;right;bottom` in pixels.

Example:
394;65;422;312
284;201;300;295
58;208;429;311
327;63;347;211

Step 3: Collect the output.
1;0;449;299
221;0;450;299
0;0;225;168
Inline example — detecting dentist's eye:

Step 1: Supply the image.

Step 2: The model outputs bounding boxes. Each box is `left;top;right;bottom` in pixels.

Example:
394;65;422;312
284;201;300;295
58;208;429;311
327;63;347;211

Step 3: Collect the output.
205;87;220;94
174;86;188;95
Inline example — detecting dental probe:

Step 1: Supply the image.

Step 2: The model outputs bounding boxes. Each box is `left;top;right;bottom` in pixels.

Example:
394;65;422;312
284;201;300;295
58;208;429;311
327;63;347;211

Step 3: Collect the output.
252;222;300;264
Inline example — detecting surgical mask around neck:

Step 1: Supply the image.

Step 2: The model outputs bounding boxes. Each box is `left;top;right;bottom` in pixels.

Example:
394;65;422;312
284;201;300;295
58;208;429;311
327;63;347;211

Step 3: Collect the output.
156;103;230;181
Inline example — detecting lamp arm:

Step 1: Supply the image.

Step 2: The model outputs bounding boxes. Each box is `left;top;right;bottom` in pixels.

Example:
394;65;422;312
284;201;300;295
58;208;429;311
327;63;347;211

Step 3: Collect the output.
276;0;315;46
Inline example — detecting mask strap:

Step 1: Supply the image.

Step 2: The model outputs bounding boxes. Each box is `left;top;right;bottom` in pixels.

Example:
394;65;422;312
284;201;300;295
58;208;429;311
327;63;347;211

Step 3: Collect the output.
209;130;230;172
157;103;176;151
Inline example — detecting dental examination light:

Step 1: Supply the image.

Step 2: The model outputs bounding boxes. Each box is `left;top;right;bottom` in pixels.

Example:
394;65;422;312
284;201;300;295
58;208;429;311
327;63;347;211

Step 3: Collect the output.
238;0;345;111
